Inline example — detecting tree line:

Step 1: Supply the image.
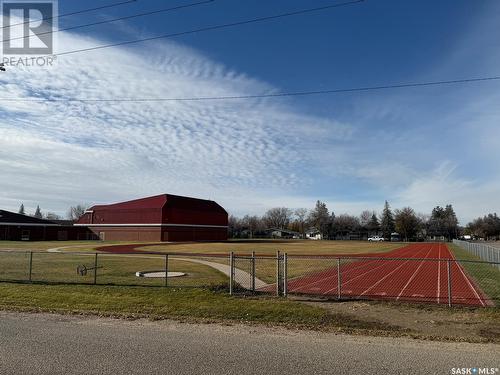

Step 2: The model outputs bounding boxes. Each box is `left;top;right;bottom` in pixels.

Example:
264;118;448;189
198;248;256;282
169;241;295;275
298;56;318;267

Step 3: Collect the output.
16;203;88;221
464;213;500;240
229;201;467;241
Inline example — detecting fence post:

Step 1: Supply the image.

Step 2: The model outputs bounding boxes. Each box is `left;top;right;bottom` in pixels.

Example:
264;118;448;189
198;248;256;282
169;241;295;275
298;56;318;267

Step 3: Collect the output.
283;253;288;297
447;259;452;307
251;251;256;293
276;251;281;297
93;253;98;285
337;257;341;300
229;252;234;295
164;254;169;287
28;251;33;282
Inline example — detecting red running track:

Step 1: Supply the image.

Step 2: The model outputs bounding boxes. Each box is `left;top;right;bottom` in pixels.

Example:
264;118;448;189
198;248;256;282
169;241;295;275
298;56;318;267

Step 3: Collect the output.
274;243;491;307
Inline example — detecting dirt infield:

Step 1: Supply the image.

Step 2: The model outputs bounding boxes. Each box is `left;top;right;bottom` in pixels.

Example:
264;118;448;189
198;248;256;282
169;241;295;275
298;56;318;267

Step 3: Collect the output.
276;243;490;307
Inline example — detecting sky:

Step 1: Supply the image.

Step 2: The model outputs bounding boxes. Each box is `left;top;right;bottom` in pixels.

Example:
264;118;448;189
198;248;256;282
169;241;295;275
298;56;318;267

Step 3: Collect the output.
0;0;499;224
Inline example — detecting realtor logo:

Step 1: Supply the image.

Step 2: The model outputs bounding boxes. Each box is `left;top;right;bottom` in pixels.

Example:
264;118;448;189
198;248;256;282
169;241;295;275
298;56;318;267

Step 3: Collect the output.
1;0;58;55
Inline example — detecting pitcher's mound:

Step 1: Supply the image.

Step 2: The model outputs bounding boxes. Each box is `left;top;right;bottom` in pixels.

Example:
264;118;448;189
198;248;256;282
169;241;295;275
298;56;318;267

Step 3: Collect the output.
135;271;186;278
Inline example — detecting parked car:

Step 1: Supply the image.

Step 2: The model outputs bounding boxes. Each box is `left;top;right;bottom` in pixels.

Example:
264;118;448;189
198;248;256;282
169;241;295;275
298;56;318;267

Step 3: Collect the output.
368;236;385;242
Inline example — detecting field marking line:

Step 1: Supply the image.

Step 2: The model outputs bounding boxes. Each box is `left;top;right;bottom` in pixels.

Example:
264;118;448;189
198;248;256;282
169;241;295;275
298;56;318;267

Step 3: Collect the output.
359;245;430;296
317;243;426;294
396;246;433;301
329;244;429;291
447;245;486;307
290;244;418;293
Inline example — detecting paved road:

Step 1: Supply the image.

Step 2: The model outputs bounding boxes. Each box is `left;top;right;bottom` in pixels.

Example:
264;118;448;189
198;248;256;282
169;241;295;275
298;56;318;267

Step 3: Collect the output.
0;312;498;375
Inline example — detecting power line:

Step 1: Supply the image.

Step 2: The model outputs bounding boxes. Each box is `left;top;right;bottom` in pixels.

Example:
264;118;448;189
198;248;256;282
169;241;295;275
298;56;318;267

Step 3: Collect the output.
1;76;498;103
52;0;365;57
2;0;138;29
2;0;215;43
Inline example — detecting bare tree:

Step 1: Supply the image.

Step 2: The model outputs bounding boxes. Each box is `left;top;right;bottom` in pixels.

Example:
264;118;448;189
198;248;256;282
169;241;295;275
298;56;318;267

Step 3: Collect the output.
360;210;372;230
263;207;292;229
67;204;88;221
294;208;308;236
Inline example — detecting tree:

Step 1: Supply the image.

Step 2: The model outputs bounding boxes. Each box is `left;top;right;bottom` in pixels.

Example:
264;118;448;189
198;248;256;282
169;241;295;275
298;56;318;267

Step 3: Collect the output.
18;203;25;215
333;214;360;239
443;205;459;240
368;213;380;234
394;207;420;241
359;210;372;230
263;207;292;229
241;215;264;238
467;213;500;240
67;204;88;221
428;205;459;240
380;201;395;239
228;215;242;238
294;208;308;236
33;205;42;219
307;201;331;237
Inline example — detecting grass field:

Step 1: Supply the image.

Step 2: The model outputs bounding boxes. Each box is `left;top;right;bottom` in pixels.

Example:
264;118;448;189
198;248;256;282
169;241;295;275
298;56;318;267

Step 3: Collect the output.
450;244;500;304
134;240;403;256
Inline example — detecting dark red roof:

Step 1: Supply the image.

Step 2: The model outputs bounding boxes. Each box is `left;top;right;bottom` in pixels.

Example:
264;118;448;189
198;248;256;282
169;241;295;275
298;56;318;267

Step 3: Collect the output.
90;194;167;210
77;194;227;226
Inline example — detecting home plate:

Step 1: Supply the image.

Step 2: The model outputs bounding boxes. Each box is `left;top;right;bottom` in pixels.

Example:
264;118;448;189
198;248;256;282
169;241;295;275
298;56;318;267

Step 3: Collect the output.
412;294;425;297
136;271;186;278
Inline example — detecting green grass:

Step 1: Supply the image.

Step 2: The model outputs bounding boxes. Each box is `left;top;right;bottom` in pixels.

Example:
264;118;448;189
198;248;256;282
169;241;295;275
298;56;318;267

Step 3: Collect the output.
450;244;500;304
0;252;228;288
0;283;329;326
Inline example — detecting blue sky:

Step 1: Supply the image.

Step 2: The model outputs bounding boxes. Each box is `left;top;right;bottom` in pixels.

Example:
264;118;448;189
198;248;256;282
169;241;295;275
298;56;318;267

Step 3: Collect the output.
0;0;499;223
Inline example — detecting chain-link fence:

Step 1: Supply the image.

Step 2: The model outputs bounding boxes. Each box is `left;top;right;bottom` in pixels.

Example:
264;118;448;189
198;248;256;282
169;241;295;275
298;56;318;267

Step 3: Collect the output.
0;251;230;289
229;253;499;307
453;239;500;269
1;250;498;307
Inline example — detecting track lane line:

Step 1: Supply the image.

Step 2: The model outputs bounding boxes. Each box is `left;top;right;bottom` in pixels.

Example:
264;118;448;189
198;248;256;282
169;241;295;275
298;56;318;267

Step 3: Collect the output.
289;244;419;294
446;245;486;307
358;245;430;297
318;244;428;295
395;246;433;301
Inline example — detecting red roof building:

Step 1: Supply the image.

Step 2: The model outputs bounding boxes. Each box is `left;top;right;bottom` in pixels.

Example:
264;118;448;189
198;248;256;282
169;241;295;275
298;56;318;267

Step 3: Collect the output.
75;194;228;242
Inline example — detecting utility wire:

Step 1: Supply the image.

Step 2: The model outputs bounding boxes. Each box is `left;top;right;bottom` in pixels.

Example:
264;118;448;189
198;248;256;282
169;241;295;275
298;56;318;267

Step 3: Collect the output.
51;0;365;57
2;0;138;29
2;0;215;43
1;76;498;103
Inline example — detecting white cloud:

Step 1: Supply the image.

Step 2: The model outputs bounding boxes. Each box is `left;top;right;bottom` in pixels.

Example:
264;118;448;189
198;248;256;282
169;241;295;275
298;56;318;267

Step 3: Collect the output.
0;30;352;216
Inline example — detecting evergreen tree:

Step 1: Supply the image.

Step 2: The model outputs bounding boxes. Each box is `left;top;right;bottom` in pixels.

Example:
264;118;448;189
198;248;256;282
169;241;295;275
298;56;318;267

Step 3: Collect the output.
368;213;380;234
380;201;395;239
307;200;331;237
34;205;42;219
443;204;459;240
18;203;25;215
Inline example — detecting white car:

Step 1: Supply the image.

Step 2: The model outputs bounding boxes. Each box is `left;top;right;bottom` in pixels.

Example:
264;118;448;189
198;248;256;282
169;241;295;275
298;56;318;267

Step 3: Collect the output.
368;236;385;242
